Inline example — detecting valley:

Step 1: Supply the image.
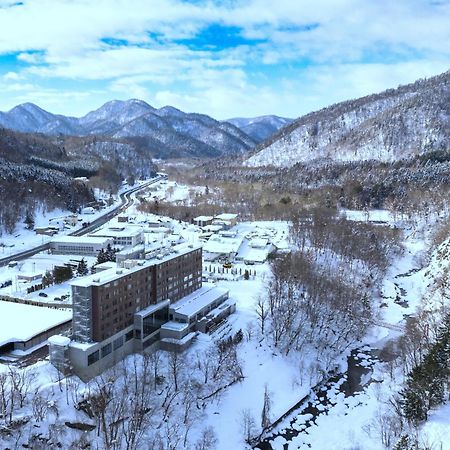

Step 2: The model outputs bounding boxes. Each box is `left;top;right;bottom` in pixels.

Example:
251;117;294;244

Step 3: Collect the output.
0;69;449;450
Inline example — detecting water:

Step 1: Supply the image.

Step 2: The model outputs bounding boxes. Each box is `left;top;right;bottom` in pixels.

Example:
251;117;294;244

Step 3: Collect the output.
254;348;376;450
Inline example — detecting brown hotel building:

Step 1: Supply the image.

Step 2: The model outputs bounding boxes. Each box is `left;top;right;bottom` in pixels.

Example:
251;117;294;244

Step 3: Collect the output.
62;245;202;379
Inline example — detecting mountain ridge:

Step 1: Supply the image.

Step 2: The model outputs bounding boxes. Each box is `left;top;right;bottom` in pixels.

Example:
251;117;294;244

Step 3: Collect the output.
245;69;450;167
226;115;293;142
0;99;261;159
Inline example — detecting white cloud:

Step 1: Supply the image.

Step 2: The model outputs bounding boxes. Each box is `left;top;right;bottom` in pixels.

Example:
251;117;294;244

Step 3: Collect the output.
0;0;448;118
2;71;21;80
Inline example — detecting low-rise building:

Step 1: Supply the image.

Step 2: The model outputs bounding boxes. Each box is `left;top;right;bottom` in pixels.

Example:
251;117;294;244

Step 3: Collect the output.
0;301;71;356
212;213;238;229
35;226;59;236
193;216;214;227
50;236;114;256
203;233;244;261
90;225;144;247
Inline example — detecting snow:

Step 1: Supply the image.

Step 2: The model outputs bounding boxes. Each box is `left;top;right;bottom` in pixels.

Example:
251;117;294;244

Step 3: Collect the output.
48;335;71;346
170;284;229;318
51;235;112;245
1;175;449;449
421;403;450;449
203;234;244;256
160;321;189;332
0;301;71;346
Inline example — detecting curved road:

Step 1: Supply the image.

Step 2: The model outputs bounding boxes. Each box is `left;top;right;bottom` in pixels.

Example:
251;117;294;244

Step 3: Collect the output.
0;176;162;267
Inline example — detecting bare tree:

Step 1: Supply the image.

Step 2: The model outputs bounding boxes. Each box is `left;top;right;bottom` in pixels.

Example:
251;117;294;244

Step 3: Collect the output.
256;297;269;336
241;408;257;445
261;384;272;429
195;425;218;450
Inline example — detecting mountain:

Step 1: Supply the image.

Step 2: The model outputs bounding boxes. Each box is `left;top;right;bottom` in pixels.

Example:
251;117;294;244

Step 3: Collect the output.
245;70;450;168
0;100;257;158
226;115;293;142
0;126;160;232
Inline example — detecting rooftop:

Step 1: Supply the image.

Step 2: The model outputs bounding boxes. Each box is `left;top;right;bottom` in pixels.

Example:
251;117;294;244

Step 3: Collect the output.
170;284;229;318
161;321;189;332
0;301;71;347
51;235;112;245
71;244;201;288
194;215;214;221
203;234;244;255
215;213;238;221
90;225;144;238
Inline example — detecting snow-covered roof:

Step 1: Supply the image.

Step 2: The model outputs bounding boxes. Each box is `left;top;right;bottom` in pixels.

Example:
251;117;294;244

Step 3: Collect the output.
236;240;273;263
0;301;71;347
202;225;223;232
135;300;170;317
170;284;229;318
161;321;189;332
203;235;243;255
51;235;112;245
194;216;214;222
94;261;117;270
72;244;201;288
48;335;71;346
91;225;144;238
215;213;238;221
249;238;269;248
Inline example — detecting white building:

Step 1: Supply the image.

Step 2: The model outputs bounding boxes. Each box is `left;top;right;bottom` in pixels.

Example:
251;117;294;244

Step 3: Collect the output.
193;216;214;227
50;236;114;256
203;233;244;261
90;225;144;247
212;213;238;229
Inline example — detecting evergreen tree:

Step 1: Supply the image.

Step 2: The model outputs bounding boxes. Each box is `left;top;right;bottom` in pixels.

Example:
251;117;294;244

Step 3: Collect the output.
42;270;54;288
24;210;35;230
53;265;73;284
96;249;108;265
77;258;88;276
393;435;414;450
400;366;429;425
105;243;117;262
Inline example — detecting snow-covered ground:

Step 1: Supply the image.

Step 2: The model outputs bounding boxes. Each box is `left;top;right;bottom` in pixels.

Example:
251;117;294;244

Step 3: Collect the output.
0;179;151;258
256;211;450;450
0;180;449;449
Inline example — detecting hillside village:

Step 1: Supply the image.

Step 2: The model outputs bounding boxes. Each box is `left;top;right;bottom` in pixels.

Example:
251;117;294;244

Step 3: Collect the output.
0;168;448;449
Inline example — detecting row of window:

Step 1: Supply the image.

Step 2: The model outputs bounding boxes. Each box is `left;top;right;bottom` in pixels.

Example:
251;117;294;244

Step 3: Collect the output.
87;330;134;366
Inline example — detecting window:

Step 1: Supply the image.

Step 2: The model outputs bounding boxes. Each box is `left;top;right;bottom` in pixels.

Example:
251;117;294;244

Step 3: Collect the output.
88;350;99;366
125;330;134;341
101;343;112;358
113;336;124;350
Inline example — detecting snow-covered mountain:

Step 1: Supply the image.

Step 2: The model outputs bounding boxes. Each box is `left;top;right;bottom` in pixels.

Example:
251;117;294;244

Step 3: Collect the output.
245;70;450;167
226;115;293;142
0;99;257;158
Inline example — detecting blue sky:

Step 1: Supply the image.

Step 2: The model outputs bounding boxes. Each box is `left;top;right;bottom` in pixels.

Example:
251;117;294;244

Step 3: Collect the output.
0;0;449;119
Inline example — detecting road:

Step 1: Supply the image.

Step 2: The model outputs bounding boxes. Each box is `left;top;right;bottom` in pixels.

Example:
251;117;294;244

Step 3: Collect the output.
0;176;162;267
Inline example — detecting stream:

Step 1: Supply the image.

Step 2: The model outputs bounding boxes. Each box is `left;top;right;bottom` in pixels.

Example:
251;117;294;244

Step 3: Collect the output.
254;347;378;450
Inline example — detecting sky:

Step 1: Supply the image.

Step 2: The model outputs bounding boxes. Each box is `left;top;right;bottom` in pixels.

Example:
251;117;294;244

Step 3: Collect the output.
0;0;449;120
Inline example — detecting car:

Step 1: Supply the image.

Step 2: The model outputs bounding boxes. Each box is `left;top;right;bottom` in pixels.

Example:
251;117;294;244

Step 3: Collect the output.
38;292;48;298
222;262;232;269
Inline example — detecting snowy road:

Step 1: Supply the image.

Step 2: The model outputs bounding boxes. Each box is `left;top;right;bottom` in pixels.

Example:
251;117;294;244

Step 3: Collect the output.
0;176;162;267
